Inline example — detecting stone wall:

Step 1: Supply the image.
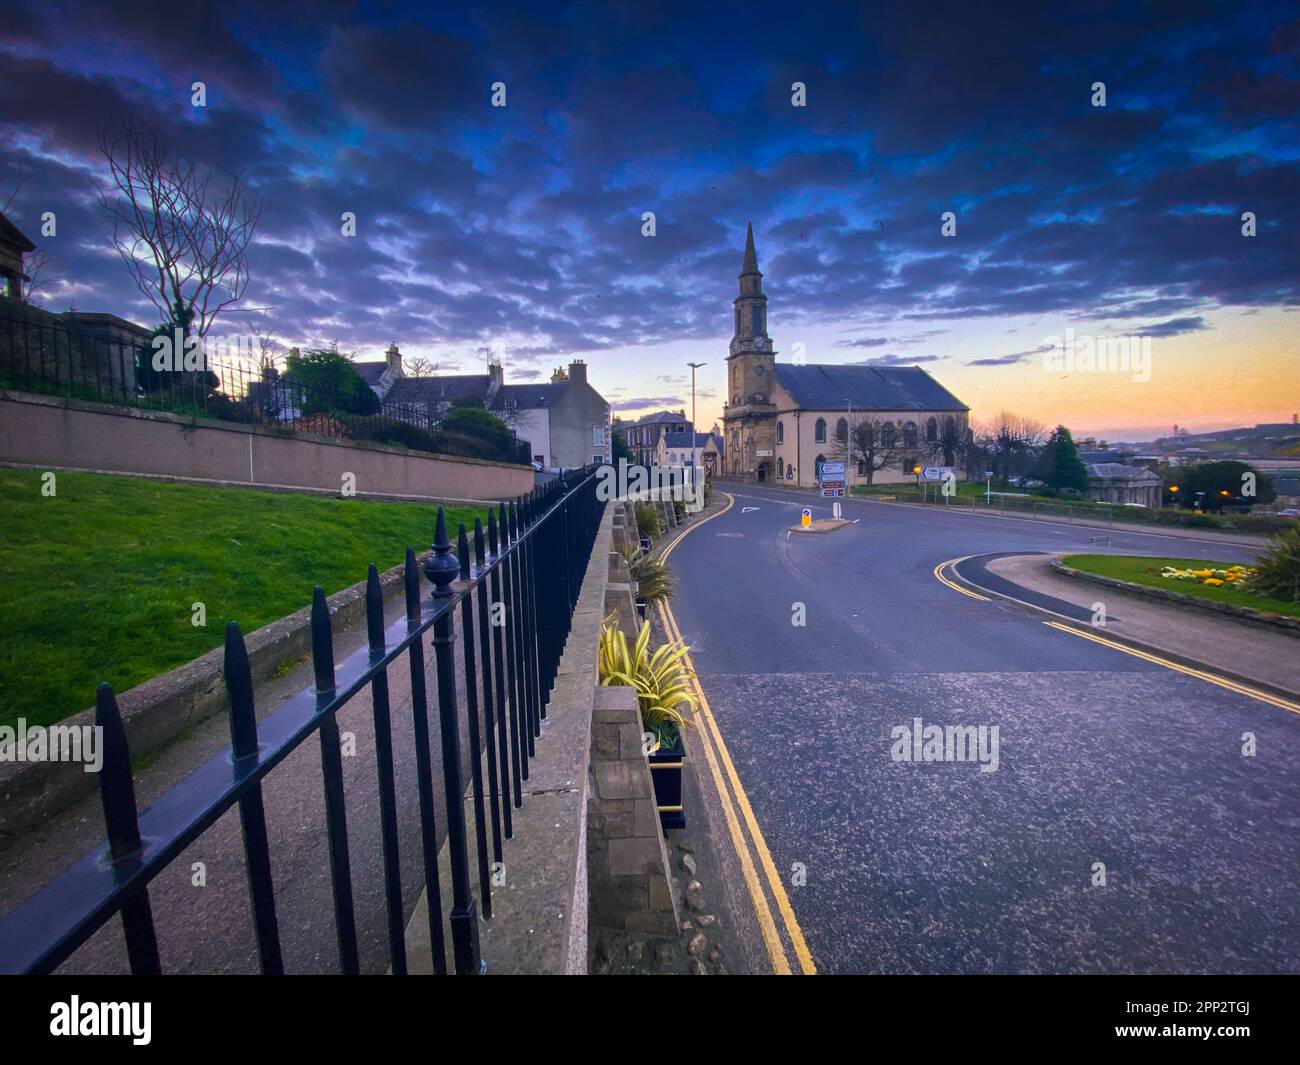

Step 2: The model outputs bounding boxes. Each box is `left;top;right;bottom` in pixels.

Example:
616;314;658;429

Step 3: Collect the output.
0;390;533;502
585;508;679;939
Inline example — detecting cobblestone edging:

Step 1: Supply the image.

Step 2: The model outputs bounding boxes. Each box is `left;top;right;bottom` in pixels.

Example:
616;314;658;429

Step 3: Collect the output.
1052;559;1300;638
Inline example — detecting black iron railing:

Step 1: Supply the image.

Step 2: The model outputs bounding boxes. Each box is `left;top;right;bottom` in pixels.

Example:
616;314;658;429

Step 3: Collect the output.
0;305;532;466
0;466;604;975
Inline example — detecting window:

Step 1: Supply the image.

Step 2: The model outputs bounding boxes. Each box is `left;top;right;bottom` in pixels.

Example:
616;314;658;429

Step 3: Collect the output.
836;418;848;443
752;306;761;333
776;462;783;479
815;418;827;443
903;421;918;448
858;460;867;476
777;421;784;444
926;418;938;443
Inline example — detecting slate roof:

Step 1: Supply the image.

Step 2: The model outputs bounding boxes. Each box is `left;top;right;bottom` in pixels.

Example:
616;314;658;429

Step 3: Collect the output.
0;211;36;253
1086;462;1162;483
627;410;688;427
662;431;714;449
354;361;388;386
772;364;967;412
492;383;565;410
385;374;492;405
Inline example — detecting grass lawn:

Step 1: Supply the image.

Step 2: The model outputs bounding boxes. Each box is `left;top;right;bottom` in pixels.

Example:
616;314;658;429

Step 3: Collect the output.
1060;554;1300;619
0;470;486;728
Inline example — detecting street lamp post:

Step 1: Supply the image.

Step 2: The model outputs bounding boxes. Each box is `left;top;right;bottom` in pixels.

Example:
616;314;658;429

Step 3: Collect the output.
687;361;706;485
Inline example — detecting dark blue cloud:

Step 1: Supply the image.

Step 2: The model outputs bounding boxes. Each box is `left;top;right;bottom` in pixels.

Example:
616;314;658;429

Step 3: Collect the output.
2;0;1295;363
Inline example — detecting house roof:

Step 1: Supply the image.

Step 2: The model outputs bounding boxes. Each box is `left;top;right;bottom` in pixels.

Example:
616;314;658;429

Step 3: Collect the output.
1086;462;1162;483
627;410;688;427
385;374;491;405
0;211;36;253
662;431;714;448
354;361;388;386
773;363;968;412
491;383;564;410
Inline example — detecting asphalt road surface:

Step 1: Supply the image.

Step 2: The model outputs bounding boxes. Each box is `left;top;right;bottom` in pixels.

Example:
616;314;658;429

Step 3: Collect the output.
670;483;1298;974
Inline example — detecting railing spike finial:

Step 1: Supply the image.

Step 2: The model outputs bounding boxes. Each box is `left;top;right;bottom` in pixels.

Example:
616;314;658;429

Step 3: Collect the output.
424;505;459;597
498;501;509;545
474;517;487;566
404;547;421;624
224;621;259;760
487;507;499;555
96;683;143;859
458;524;471;580
310;585;338;701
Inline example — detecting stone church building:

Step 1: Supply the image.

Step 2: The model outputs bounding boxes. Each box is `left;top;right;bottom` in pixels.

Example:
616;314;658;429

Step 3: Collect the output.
722;224;969;487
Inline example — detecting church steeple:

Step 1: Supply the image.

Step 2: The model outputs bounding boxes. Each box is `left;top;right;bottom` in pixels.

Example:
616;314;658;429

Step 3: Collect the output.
730;221;771;356
741;221;759;276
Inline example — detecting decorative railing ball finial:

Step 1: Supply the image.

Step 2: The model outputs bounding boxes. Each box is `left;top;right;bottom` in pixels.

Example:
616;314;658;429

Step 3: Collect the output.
423;506;460;598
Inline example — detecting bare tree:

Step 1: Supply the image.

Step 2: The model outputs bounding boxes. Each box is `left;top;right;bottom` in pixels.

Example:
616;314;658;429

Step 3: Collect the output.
2;163;66;302
97;112;262;336
978;410;1047;483
405;355;437;378
833;417;906;486
248;315;282;372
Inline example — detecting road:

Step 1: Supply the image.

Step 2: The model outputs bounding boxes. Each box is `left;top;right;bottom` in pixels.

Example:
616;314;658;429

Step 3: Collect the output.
667;482;1299;974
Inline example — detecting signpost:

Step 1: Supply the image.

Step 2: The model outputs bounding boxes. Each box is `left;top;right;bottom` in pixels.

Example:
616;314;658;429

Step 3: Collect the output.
801;508;812;528
819;460;845;498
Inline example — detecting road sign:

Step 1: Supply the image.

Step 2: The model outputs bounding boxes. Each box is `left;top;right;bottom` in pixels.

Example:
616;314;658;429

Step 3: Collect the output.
922;466;953;482
819;461;845;481
820;484;844;497
801;508;812;528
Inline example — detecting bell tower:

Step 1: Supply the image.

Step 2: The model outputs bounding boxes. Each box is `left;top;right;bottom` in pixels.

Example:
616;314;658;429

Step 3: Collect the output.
722;222;778;479
726;222;776;407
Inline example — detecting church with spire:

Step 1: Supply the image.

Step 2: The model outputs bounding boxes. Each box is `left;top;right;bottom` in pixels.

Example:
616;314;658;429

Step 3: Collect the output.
721;223;969;486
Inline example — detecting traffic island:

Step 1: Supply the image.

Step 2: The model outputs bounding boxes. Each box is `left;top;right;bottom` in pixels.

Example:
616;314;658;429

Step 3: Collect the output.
789;518;849;534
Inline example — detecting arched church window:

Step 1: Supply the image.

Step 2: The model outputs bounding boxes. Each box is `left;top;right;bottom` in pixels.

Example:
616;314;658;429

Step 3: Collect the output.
836;418;848;442
815;418;827;443
926;418;938;443
903;421;918;448
881;423;897;448
752;307;761;333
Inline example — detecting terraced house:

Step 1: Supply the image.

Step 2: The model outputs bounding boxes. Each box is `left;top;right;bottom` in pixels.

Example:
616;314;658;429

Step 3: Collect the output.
722;224;970;486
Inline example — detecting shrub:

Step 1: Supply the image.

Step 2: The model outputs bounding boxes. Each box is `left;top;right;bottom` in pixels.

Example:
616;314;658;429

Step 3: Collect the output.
1246;525;1300;603
597;616;696;750
634;501;661;539
624;549;676;604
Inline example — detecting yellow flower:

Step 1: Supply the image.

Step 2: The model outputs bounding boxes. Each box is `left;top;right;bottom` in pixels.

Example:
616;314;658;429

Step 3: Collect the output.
1193;569;1213;578
1203;578;1224;586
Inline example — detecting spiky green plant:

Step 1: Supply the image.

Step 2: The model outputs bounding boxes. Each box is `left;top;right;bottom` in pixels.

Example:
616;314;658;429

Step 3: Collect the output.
621;548;677;604
1246;524;1300;603
597;615;697;749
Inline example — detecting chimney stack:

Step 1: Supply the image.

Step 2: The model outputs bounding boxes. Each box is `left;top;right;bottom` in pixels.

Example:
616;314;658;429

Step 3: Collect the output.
567;359;587;385
386;342;403;377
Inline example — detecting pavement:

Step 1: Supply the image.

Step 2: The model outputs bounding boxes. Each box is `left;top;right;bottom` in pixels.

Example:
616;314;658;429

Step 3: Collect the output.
659;480;1298;974
959;552;1300;700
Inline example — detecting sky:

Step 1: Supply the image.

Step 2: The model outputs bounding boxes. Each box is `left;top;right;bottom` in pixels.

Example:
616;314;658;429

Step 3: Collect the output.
3;0;1297;442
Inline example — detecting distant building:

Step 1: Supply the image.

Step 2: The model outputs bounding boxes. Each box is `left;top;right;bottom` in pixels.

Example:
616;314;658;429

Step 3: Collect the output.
657;429;724;477
0;211;35;301
722;223;969;486
623;409;691;466
1086;462;1162;507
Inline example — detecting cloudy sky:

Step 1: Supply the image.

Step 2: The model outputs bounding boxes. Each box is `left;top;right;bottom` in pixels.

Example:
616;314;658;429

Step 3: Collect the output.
4;0;1297;440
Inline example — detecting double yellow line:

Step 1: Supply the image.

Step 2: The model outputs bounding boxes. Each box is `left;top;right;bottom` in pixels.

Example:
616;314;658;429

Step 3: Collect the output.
933;556;989;601
656;494;817;975
934;556;1299;716
1043;620;1300;715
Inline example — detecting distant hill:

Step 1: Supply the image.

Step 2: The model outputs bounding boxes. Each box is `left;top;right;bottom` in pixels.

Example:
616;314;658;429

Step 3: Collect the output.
1141;423;1300;459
